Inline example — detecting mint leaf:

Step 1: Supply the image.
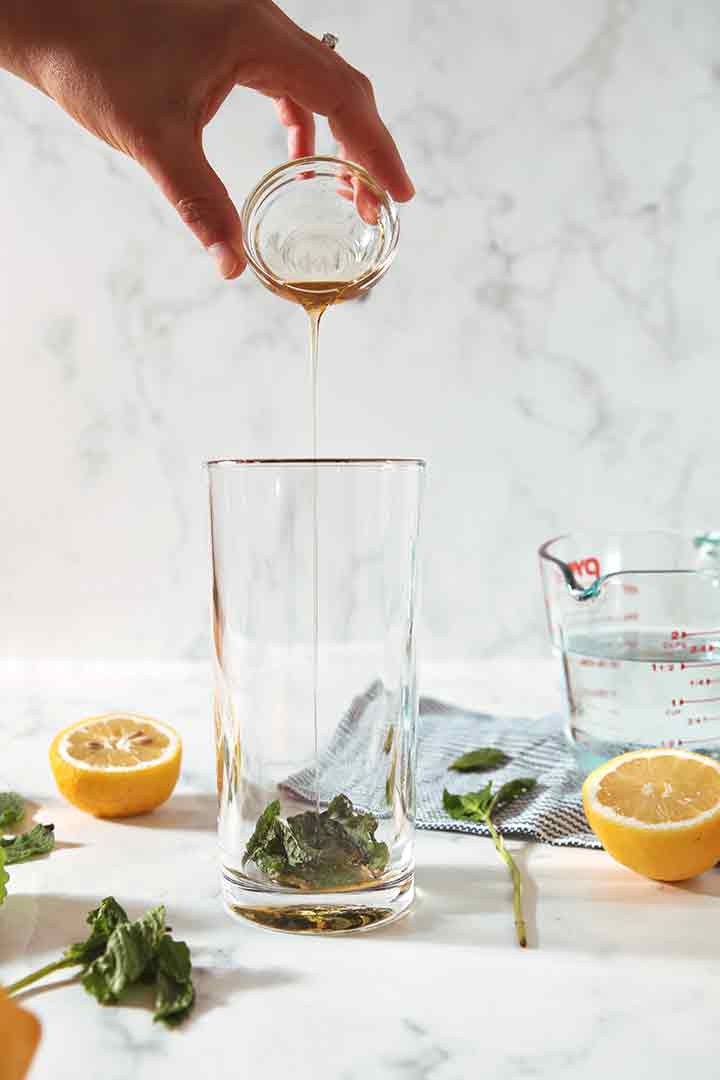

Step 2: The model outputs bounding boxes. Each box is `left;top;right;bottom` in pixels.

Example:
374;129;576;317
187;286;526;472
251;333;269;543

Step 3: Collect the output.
442;788;468;819
443;784;494;821
0;848;7;906
277;819;314;869
153;936;195;1026
325;794;379;852
87;897;130;939
0;792;25;828
493;777;537;810
244;794;389;888
243;800;281;867
367;840;390;873
63;897;129;965
449;748;509;773
82;905;166;1005
1;824;55;864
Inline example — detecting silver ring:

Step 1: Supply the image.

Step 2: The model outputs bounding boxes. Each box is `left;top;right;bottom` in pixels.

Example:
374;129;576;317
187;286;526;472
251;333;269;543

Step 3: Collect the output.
321;32;339;50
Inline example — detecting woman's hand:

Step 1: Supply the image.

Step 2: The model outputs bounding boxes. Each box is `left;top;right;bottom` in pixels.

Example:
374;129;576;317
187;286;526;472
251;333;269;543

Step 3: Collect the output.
0;0;414;277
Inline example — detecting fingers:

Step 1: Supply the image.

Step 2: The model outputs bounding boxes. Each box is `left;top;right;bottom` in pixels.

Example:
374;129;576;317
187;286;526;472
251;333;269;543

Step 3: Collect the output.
326;73;415;203
274;96;315;159
239;12;414;201
336;143;381;224
141;131;246;279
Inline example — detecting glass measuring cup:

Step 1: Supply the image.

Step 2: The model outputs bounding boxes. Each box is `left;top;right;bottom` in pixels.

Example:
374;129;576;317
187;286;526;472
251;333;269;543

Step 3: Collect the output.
539;531;720;773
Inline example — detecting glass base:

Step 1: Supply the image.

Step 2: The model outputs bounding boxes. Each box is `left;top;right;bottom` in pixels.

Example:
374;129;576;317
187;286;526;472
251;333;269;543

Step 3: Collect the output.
222;868;414;935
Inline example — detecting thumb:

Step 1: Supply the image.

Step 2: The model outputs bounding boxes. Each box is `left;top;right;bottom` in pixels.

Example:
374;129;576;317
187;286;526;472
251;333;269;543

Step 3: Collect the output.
142;133;246;279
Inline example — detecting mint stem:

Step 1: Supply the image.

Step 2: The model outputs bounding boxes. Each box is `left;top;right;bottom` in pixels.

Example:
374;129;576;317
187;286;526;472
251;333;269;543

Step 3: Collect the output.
484;814;527;948
5;957;78;996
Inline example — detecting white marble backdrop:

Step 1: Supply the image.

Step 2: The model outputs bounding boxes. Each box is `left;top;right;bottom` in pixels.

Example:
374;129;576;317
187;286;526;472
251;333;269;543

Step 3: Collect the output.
0;0;719;663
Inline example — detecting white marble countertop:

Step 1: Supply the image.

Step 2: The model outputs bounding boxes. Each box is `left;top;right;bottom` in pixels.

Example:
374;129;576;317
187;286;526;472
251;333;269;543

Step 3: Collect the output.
1;659;717;1080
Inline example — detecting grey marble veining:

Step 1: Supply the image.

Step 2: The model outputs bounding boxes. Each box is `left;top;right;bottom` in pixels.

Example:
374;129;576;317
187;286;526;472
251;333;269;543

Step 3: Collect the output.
0;2;719;663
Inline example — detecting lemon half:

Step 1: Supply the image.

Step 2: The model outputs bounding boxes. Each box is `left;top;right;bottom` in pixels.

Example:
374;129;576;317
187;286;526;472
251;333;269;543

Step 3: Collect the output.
582;748;720;881
0;990;42;1080
49;714;181;818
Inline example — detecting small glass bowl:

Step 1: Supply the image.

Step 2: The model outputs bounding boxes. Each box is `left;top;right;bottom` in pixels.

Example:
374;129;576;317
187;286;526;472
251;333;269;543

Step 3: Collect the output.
241;156;400;301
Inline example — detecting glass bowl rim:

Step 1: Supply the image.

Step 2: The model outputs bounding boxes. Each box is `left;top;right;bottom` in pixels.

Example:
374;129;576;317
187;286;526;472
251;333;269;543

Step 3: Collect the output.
240;155;400;290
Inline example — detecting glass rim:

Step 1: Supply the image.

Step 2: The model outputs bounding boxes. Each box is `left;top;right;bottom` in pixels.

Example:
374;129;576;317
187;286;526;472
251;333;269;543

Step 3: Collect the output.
539;530;720;597
241;155;392;217
240;155;400;291
206;457;426;469
538;529;718;559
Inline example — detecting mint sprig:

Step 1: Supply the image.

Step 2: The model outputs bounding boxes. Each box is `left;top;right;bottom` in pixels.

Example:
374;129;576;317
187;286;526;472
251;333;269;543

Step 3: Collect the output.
1;824;55;864
443;777;537;947
6;897;194;1025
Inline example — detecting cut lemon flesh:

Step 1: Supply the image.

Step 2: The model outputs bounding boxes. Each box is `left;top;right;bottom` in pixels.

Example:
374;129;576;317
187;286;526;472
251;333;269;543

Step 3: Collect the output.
582;748;720;881
50;714;181;818
60;714;174;770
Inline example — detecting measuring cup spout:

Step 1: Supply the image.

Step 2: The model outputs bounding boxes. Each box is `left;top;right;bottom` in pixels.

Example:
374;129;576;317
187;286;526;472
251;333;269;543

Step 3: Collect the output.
538;538;601;601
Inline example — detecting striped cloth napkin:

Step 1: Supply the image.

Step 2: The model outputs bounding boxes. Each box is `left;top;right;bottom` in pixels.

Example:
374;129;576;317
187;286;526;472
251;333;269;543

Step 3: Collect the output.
284;682;600;849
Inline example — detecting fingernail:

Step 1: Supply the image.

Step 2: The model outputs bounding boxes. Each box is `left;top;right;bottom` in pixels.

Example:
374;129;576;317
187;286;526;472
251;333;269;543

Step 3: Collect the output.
208;242;239;279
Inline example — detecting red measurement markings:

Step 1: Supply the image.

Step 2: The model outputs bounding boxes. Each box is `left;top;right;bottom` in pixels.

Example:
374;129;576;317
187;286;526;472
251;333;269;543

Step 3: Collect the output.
672;696;720;707
577;658;620;669
663;640;716;653
689;677;715;688
654;663;718;674
568;557;601;578
604;580;637;591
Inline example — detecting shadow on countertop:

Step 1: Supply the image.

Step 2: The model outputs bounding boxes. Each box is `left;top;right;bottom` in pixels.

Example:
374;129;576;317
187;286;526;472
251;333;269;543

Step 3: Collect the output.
365;856;539;950
366;846;720;958
111;792;218;832
0;891;224;966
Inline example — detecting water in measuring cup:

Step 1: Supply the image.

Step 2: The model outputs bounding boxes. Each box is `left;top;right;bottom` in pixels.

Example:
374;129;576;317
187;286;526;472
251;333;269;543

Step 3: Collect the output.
561;626;720;773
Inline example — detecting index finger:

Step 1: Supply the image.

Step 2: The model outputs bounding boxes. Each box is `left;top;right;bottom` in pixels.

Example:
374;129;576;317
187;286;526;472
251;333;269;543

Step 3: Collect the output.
273;95;315;159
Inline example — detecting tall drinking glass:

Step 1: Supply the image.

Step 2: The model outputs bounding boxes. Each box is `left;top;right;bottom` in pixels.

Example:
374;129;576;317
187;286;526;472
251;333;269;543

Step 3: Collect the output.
208;459;424;933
